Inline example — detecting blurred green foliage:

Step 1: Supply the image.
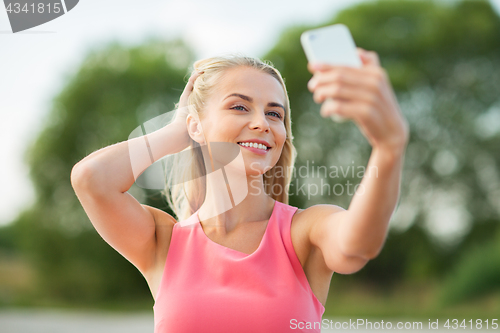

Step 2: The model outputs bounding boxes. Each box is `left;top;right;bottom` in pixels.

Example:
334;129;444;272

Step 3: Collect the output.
264;0;500;301
437;228;500;306
2;38;194;307
1;0;499;310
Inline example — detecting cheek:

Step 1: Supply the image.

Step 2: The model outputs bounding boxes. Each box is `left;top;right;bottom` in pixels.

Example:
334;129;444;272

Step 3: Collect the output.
205;117;238;141
274;124;287;146
221;121;242;140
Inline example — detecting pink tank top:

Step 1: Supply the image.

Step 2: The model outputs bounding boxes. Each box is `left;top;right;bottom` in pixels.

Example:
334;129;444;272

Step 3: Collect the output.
153;200;325;332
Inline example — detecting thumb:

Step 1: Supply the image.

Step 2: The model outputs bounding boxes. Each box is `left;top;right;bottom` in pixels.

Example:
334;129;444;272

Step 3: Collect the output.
357;48;380;67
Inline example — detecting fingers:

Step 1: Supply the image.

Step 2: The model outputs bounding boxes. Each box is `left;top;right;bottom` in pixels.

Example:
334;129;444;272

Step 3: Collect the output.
312;83;380;105
184;70;204;94
357;48;380;67
189;70;204;84
320;98;374;122
309;66;384;90
308;67;386;103
307;62;330;74
179;70;204;107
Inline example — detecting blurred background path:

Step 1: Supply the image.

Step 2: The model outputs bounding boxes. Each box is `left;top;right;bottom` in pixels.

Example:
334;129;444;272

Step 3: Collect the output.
1;310;489;332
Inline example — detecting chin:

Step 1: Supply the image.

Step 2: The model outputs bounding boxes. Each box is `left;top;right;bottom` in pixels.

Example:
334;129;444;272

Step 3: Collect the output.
245;161;274;176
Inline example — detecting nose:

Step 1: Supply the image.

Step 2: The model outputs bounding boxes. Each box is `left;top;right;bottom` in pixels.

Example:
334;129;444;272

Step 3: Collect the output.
249;110;270;133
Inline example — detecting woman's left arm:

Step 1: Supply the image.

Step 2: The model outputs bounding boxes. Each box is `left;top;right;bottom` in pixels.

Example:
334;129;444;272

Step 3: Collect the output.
307;48;410;262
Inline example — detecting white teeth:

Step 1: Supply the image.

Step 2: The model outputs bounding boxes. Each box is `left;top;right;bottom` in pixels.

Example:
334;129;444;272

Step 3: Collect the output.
238;142;268;150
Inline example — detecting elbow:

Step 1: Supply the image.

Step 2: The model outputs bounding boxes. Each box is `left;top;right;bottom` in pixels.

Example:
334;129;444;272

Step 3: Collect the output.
363;247;382;260
70;162;97;190
339;241;381;261
358;245;383;261
360;243;385;260
70;164;84;189
348;250;378;261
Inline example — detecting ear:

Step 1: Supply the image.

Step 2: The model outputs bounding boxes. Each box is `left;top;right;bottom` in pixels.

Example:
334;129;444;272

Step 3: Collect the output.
186;113;205;145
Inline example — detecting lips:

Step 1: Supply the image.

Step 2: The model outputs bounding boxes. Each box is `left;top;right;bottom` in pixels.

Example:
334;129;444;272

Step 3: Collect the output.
236;139;272;148
237;142;270;151
238;143;269;155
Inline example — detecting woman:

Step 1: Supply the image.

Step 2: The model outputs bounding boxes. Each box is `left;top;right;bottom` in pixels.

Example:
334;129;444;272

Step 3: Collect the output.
71;49;409;332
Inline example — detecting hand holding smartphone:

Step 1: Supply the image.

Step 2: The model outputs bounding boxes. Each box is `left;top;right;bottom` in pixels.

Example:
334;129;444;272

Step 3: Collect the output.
301;24;362;123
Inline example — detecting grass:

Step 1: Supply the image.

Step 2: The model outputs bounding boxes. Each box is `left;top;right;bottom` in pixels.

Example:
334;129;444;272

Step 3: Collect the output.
325;279;500;320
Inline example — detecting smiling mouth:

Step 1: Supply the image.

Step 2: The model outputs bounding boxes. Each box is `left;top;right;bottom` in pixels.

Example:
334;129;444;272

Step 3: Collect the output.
237;142;271;151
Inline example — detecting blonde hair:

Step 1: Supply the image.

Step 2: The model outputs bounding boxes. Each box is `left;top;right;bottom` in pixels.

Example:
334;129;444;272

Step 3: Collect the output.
162;54;297;222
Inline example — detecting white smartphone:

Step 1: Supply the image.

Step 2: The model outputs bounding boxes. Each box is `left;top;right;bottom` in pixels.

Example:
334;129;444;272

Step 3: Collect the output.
301;24;362;123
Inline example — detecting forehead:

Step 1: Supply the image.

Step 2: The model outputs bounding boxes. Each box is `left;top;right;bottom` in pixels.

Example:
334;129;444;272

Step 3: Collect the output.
209;66;286;105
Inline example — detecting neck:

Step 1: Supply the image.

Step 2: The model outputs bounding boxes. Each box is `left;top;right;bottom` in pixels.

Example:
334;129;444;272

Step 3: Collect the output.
198;170;276;235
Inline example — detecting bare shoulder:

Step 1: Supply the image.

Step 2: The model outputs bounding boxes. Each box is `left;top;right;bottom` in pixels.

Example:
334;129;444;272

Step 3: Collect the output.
295;204;345;219
290;204;346;264
292;204;346;233
292;204;369;275
290;204;347;305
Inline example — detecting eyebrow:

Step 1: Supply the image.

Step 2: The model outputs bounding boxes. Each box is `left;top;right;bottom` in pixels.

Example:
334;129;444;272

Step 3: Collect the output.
223;93;285;113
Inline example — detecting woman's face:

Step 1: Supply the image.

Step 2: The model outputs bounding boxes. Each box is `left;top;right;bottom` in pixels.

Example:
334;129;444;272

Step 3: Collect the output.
195;66;287;176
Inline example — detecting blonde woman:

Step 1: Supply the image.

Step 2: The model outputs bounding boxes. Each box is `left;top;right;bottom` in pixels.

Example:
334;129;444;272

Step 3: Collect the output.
71;49;409;332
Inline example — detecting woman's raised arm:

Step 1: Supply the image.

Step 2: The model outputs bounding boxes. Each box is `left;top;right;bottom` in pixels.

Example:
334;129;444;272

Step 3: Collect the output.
70;71;201;276
305;48;409;273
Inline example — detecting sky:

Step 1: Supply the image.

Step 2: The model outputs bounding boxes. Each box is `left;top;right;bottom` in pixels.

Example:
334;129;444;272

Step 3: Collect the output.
1;0;500;228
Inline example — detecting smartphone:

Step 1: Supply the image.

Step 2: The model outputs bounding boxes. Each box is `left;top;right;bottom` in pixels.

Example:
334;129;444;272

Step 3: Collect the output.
301;24;362;123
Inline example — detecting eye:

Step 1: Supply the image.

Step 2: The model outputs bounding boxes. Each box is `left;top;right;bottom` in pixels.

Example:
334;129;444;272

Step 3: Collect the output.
267;110;282;119
231;104;282;119
231;105;247;111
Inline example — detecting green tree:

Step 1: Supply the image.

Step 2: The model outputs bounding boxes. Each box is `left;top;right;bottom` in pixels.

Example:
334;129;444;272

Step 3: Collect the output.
11;38;194;307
